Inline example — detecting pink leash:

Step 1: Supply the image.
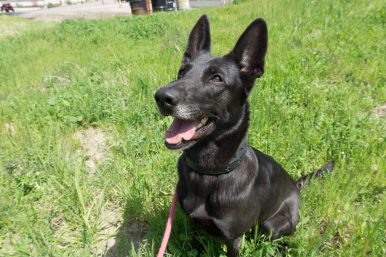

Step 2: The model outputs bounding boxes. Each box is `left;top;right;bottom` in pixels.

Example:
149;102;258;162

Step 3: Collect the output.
156;191;178;257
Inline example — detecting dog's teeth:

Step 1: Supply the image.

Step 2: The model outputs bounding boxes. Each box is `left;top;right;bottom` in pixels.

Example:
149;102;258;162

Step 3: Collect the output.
196;117;208;130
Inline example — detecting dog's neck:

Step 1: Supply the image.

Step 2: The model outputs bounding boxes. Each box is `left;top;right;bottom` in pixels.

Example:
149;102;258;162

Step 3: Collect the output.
184;104;249;168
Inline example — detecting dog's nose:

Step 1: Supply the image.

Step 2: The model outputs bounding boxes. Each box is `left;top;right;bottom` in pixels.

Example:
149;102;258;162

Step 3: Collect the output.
154;87;180;110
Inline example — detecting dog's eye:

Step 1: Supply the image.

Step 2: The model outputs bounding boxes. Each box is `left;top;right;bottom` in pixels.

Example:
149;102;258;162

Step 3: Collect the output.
210;75;223;83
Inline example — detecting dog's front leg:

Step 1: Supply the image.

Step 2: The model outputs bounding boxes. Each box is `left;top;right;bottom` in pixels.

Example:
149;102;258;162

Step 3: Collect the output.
190;225;205;254
225;237;241;257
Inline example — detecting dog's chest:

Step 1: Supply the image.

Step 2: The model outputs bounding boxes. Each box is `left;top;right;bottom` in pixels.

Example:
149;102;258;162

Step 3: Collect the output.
177;170;245;238
180;190;227;237
176;153;261;238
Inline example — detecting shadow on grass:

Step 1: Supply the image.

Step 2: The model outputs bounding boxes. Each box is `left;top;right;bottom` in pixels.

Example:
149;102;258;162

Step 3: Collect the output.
103;196;285;257
103;193;204;256
104;196;148;257
103;193;187;257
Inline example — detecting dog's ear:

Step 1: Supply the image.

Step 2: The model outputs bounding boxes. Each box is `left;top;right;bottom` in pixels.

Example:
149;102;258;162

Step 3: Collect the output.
226;18;267;91
182;15;211;65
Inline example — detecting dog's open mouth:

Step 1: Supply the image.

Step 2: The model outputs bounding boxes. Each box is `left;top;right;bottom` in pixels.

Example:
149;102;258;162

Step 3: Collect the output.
165;117;215;148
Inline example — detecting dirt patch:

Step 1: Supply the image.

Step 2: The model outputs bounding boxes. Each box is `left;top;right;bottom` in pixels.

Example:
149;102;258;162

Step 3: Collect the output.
72;128;145;254
50;212;80;249
97;203;146;257
307;29;322;39
0;233;20;255
4;122;16;136
74;127;108;172
96;203;122;256
372;102;386;119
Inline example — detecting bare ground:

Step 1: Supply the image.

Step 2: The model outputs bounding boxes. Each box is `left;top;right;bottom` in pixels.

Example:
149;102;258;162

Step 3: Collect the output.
72;128;146;255
372;102;386;119
74;127;108;172
98;204;146;257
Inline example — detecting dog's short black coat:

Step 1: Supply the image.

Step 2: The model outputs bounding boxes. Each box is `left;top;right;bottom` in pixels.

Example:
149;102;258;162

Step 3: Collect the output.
155;15;333;257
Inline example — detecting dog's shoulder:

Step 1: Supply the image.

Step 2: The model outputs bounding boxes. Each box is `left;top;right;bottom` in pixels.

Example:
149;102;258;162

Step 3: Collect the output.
250;146;288;176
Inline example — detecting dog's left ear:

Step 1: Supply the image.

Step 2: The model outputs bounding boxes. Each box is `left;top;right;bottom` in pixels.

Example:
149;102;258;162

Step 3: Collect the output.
182;15;211;65
226;18;268;91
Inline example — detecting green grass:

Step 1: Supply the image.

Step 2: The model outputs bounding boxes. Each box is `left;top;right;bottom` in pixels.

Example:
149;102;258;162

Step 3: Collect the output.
0;0;385;256
0;16;50;40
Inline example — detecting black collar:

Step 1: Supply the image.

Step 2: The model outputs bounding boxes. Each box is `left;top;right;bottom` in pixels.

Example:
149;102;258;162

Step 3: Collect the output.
184;136;249;175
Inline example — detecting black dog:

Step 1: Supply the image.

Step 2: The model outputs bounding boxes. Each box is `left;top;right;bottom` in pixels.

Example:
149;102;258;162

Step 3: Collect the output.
155;15;333;257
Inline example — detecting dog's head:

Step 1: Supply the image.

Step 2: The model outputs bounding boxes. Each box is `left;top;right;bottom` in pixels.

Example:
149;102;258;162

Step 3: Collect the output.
155;15;267;150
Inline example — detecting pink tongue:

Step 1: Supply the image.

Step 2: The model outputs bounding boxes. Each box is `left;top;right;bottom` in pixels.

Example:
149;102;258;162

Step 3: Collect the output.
165;118;199;145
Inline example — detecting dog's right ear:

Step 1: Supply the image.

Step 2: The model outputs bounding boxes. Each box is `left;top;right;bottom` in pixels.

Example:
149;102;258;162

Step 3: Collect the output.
182;15;211;65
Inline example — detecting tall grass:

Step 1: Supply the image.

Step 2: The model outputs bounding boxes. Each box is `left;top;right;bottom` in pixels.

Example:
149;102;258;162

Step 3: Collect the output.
0;0;385;256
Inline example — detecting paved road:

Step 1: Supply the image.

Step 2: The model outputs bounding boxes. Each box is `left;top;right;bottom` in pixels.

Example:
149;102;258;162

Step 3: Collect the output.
1;0;231;21
11;1;132;21
190;0;232;8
